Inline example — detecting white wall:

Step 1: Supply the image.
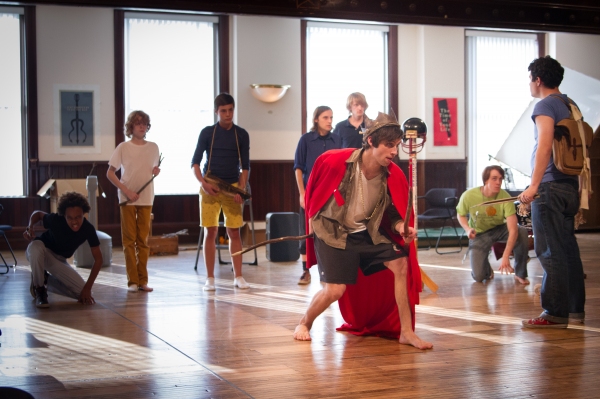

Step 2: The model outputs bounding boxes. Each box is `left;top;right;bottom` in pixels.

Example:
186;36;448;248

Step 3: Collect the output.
32;6;600;164
397;25;466;161
37;5;115;162
553;32;600;81
232;15;302;161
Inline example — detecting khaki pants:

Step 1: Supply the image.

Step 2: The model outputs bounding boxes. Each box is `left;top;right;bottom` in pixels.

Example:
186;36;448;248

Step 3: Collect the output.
120;205;152;287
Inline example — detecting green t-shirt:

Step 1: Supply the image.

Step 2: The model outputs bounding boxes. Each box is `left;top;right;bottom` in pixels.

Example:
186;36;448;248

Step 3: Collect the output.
456;187;516;234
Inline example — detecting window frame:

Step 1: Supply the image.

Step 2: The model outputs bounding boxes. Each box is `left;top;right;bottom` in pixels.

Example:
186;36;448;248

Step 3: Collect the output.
114;10;229;149
465;29;544;189
300;20;398;135
0;6;36;197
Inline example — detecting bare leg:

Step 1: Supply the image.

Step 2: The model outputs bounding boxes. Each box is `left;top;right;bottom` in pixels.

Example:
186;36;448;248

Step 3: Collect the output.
203;227;217;278
294;283;346;341
227;227;243;278
385;258;433;349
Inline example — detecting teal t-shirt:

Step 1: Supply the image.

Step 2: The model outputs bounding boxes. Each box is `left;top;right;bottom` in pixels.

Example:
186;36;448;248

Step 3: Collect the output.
456;187;516;234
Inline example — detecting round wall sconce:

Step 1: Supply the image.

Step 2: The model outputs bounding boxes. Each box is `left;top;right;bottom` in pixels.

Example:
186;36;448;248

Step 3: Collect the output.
250;84;291;103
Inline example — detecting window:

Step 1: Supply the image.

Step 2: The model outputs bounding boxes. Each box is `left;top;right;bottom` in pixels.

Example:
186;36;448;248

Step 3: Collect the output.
124;13;219;195
305;22;389;131
466;31;539;189
0;8;25;197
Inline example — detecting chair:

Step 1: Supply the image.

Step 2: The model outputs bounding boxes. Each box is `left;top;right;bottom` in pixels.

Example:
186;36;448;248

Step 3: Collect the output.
417;188;463;254
0;204;18;274
194;182;258;270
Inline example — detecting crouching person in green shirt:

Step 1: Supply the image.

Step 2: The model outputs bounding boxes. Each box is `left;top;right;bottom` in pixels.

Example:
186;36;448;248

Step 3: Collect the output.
456;166;530;284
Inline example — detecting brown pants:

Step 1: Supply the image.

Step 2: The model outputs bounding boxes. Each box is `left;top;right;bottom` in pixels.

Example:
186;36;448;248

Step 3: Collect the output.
120;205;152;287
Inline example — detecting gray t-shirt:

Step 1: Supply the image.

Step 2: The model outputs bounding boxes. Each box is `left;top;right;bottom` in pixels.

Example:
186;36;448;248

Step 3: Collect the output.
531;93;579;183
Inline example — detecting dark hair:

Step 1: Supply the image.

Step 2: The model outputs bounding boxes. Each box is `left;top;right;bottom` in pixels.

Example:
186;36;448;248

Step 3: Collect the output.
214;93;235;111
311;106;332;132
528;56;564;89
57;192;91;216
124;110;150;139
362;125;403;149
482;165;505;184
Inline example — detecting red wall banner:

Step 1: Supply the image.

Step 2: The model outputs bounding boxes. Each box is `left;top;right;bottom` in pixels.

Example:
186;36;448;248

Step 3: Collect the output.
433;97;457;146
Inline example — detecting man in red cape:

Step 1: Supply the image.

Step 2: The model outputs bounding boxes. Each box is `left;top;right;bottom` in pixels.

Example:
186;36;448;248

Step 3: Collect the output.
293;113;432;350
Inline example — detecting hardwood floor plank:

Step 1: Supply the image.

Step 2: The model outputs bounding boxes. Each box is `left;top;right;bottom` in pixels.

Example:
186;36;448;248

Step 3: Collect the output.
1;232;598;398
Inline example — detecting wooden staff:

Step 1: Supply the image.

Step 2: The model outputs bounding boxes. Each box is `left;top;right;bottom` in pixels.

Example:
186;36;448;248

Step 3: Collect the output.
204;172;251;201
470;193;539;208
119;154;163;206
231;234;313;257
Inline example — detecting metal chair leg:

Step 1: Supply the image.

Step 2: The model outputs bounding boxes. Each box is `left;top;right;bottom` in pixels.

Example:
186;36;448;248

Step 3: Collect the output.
194;228;203;271
434;218;463;255
0;232;17;274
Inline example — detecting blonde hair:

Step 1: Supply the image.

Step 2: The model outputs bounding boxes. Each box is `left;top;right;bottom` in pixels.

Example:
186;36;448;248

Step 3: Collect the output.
124;110;151;139
346;92;368;113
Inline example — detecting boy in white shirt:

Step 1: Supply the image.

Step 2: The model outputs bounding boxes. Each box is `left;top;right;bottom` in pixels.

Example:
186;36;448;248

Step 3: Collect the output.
107;110;161;292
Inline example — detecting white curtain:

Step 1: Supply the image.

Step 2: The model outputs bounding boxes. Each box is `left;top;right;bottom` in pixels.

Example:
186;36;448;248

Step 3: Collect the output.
466;31;538;189
124;15;217;195
306;23;388;130
0;12;24;196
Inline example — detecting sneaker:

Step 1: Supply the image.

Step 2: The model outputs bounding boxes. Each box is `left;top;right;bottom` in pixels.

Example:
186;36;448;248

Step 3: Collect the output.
522;317;567;329
203;277;216;292
234;276;250;289
298;271;311;285
127;284;139;292
30;271;50;299
35;286;49;308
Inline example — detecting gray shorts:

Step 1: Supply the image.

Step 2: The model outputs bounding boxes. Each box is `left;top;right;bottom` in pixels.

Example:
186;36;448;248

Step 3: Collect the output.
314;230;407;285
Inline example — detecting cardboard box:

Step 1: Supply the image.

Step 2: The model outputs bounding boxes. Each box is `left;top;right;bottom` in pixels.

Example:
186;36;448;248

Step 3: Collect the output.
148;235;179;256
37;179;101;213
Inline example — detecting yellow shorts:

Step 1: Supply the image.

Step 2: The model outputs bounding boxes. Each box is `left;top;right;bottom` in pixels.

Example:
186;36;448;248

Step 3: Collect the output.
199;183;244;228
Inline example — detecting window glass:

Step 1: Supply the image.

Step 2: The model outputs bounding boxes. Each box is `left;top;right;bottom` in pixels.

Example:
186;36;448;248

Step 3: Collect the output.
0;11;24;197
306;22;388;130
124;14;218;195
467;31;538;189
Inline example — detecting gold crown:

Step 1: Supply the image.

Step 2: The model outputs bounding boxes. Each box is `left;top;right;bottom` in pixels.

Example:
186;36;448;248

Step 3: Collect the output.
362;112;401;139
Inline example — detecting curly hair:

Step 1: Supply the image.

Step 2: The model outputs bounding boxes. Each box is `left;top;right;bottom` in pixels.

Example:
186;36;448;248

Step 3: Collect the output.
124;110;151;139
528;56;564;89
362;125;403;150
57;192;91;216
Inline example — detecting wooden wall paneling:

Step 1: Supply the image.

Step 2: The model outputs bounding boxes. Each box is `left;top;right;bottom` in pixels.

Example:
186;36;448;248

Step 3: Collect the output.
21;0;600;35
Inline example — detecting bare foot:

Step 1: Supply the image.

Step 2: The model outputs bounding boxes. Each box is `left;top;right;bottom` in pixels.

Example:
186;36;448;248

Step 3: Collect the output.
399;331;433;350
139;285;154;292
514;276;530;285
293;324;312;341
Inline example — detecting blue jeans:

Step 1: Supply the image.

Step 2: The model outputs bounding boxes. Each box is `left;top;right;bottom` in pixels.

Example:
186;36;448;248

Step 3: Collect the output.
532;180;585;323
469;224;529;282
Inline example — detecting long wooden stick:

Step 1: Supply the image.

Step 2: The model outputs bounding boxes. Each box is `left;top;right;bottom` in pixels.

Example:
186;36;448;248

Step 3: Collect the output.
470;193;539;209
119;154;163;206
231;234;313;257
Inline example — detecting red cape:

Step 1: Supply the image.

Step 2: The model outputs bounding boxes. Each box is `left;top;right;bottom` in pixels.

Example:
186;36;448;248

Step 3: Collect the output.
305;149;421;338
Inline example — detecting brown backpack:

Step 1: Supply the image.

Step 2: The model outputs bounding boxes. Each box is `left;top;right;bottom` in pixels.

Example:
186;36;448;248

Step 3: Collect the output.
551;94;593;176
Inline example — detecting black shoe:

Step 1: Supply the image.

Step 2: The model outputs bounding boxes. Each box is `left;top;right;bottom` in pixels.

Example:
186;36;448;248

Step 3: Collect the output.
35;286;49;308
30;271;50;299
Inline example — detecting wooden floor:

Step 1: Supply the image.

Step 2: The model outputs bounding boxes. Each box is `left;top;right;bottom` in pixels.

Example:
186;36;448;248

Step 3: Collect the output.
1;233;599;399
